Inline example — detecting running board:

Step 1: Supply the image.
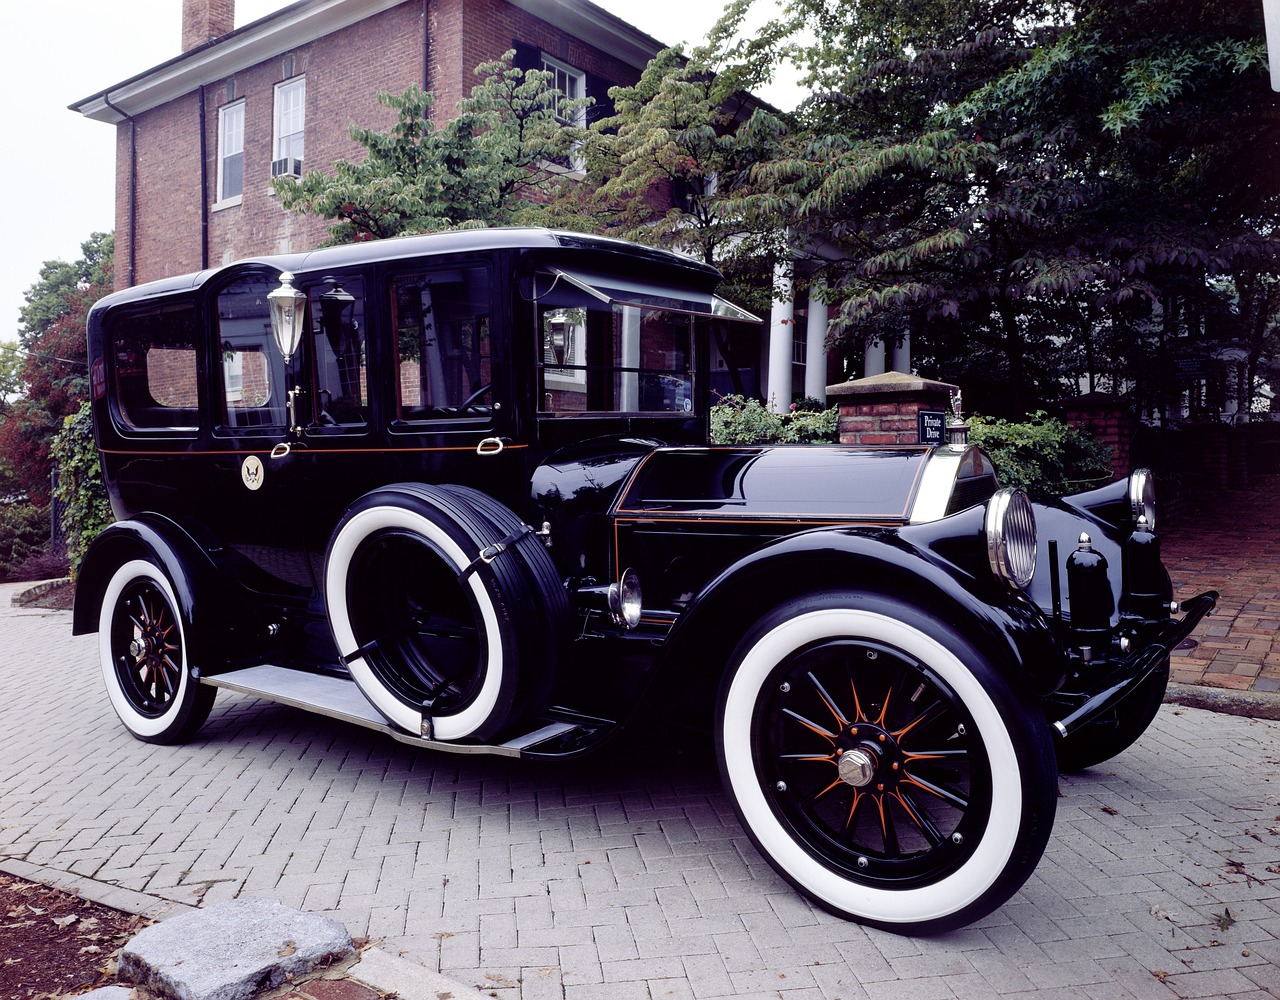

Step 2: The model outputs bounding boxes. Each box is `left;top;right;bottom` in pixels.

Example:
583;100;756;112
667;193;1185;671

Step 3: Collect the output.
200;664;612;758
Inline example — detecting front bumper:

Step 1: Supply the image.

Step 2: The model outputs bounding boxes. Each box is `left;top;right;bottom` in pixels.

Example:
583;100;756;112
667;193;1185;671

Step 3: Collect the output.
1049;590;1219;738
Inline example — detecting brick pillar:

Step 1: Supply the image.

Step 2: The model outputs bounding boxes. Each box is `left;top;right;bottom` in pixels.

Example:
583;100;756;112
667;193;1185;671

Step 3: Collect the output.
1061;393;1130;479
826;372;957;446
183;0;235;51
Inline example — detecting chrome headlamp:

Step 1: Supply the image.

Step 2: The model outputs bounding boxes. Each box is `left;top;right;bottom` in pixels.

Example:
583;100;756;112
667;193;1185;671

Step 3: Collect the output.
1128;468;1156;532
985;488;1037;591
608;567;643;629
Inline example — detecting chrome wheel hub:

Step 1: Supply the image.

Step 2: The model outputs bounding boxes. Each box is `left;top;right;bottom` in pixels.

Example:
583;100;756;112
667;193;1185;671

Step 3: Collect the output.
838;747;878;788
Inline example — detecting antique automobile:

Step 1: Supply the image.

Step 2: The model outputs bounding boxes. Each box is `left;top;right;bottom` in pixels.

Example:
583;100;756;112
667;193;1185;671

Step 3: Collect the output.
75;228;1216;932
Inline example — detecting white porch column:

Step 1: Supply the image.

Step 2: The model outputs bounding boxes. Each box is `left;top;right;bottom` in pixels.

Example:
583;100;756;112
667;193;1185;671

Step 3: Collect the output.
619;306;641;411
804;294;828;402
864;338;886;377
766;260;794;411
891;329;911;374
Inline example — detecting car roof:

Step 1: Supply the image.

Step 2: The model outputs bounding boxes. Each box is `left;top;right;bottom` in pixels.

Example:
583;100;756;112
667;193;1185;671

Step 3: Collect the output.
90;228;723;315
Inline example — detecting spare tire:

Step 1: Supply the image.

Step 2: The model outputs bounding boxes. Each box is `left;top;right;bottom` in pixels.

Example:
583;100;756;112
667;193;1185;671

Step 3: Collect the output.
324;484;565;741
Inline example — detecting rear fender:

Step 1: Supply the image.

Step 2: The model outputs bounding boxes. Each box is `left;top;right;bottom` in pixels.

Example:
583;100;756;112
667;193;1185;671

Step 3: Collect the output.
654;526;1062;710
73;516;240;673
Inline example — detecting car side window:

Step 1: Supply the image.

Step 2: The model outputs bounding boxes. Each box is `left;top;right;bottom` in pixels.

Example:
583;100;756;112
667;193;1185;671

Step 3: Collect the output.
391;267;492;421
308;277;367;429
108;304;201;432
217;275;288;431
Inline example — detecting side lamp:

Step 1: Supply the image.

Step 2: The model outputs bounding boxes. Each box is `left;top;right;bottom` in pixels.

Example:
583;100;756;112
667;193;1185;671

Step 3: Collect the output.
268;271;308;441
268;271;307;364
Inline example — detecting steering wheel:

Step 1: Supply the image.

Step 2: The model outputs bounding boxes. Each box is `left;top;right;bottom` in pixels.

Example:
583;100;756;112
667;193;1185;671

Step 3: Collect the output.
457;382;492;413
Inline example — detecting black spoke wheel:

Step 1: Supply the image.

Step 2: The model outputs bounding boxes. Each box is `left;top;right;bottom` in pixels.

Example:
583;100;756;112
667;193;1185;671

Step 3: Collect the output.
756;637;990;888
98;559;215;744
717;593;1057;933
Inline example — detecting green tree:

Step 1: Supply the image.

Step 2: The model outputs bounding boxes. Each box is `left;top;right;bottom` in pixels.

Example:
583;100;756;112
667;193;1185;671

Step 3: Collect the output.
274;53;589;242
557;1;790;312
18;232;113;349
744;0;1278;418
0;234;113;506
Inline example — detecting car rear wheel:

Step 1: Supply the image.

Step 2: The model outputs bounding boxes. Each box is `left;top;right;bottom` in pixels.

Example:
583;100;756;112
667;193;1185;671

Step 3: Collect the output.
716;594;1057;933
99;559;216;744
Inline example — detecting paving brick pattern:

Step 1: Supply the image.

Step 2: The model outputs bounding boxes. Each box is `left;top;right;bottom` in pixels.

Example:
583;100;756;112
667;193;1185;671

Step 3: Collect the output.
3;567;1279;998
1163;474;1280;696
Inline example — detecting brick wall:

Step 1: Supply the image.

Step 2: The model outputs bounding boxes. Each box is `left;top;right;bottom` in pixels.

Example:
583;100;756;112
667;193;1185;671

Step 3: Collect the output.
114;0;646;292
182;0;235;51
828;372;956;446
1062;395;1131;479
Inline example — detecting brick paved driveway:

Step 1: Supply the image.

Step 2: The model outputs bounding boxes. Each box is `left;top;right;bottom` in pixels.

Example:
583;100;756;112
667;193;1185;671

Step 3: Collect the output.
2;585;1278;999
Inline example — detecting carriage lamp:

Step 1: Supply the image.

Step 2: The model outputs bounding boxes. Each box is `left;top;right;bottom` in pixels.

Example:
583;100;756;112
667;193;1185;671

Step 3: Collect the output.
268;271;307;364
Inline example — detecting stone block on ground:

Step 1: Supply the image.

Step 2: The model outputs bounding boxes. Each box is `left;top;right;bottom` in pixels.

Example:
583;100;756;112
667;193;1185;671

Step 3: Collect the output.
117;896;354;1000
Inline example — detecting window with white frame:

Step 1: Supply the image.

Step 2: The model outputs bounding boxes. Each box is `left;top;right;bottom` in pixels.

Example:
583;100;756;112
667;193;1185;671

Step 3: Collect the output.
541;54;586;171
272;77;305;177
541;55;586;127
216;100;244;203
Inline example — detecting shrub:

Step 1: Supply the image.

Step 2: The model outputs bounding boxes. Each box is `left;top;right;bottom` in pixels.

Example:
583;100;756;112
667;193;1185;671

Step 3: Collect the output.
710;394;838;445
49;401;113;578
0;500;49;581
967;411;1113;495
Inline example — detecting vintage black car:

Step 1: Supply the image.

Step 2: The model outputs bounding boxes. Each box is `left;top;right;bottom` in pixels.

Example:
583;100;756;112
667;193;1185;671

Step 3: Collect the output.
75;228;1216;933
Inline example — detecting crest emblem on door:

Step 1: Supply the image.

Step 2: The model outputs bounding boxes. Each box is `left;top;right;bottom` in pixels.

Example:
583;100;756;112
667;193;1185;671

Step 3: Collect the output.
241;455;265;491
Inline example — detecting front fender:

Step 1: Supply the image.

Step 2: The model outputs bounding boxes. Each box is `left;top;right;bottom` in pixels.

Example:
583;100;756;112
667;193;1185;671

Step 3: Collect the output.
654;524;1063;704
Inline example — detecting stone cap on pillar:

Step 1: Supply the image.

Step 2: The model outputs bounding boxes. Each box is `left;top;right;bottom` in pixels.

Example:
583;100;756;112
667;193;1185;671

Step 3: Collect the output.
827;372;962;446
826;371;958;406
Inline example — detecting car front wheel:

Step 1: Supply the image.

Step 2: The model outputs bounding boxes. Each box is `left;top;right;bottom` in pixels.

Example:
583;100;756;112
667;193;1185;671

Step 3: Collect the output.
716;594;1057;933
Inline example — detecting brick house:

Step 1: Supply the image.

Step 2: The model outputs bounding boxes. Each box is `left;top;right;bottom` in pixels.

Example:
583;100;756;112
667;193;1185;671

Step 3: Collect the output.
70;0;665;292
71;0;850;408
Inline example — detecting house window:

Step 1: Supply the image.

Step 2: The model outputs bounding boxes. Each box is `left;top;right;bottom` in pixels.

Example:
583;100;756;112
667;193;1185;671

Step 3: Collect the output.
541;55;586;127
272;76;305;177
541;55;586;171
217;100;244;203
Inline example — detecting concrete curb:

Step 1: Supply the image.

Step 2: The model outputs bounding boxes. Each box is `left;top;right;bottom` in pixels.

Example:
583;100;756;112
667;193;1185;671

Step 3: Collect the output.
1166;681;1280;721
8;576;70;607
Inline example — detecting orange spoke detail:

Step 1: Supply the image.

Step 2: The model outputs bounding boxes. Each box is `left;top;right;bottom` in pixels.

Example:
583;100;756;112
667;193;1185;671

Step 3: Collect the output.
892;711;930;741
900;772;968;810
813;778;844;802
816;688;847;728
891;790;925;833
875;793;889;839
794;717;837;743
849;678;867;723
874;687;892;727
844;789;863;831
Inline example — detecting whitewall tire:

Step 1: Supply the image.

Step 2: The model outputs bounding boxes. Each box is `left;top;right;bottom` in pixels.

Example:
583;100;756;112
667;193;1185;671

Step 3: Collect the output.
716;594;1057;933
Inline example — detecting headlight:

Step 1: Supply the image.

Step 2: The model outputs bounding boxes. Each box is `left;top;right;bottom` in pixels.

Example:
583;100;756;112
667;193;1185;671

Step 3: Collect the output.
1128;468;1156;532
985;488;1037;591
608;567;643;629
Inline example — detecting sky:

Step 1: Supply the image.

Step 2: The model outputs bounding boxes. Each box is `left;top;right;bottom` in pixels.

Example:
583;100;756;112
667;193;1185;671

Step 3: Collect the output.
0;0;802;347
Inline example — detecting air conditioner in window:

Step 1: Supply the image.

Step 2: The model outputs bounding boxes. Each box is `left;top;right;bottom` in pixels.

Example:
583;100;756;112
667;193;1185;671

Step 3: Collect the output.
271;157;303;178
